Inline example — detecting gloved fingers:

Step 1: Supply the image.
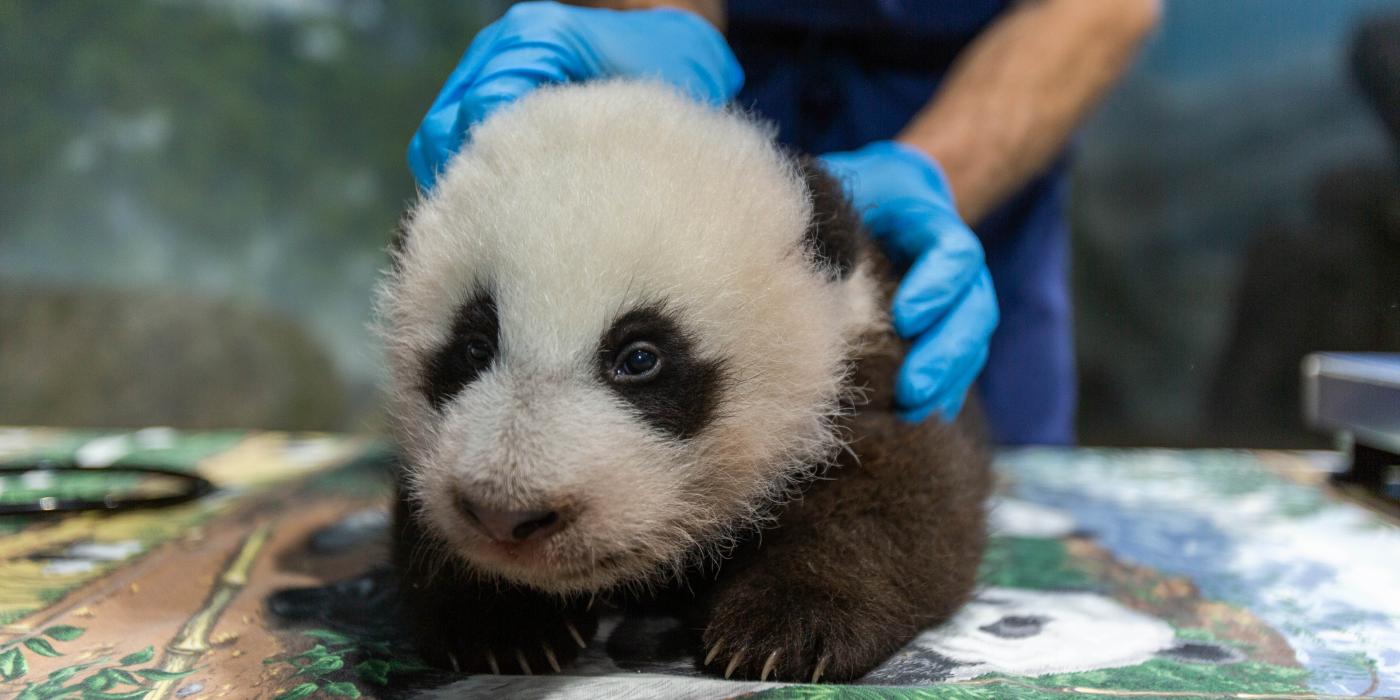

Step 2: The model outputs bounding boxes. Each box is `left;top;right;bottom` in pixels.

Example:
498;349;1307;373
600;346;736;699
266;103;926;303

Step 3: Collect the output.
598;8;744;105
408;111;457;190
872;200;972;259
410;42;584;189
408;20;512;188
456;9;742;127
408;3;590;189
408;4;742;191
454;47;580;131
673;48;745;104
899;344;989;424
893;270;999;421
889;222;987;339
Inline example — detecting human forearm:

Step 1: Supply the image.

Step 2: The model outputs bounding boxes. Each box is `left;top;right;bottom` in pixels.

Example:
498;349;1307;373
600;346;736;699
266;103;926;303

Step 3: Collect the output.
897;0;1160;224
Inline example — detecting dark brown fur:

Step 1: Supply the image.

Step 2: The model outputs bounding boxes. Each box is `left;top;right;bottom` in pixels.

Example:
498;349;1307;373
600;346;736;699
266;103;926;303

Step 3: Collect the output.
391;160;991;682
695;298;991;681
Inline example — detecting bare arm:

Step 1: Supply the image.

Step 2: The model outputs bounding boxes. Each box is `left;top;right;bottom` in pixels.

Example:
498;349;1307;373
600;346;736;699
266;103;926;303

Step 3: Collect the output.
897;0;1161;224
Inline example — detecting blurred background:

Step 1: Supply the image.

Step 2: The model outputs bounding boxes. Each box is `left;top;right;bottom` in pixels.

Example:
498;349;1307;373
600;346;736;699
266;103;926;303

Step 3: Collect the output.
1;0;1397;446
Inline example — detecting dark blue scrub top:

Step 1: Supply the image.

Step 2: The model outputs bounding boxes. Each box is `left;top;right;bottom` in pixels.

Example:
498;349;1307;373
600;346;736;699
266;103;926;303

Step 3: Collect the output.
728;0;1076;445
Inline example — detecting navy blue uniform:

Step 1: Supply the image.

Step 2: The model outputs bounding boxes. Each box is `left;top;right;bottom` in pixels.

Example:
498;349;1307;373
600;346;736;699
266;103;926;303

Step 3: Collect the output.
729;1;1076;445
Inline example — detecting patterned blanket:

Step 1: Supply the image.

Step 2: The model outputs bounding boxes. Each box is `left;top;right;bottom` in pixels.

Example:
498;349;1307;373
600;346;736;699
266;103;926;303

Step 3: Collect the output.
0;428;1395;699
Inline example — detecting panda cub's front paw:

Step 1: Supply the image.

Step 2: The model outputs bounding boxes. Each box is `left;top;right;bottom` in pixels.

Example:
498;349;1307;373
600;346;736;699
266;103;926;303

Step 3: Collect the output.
699;568;903;683
405;588;599;675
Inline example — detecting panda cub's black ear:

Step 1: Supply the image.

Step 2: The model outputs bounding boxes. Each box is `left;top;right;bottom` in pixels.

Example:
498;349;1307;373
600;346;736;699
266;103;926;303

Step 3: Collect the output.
796;155;863;281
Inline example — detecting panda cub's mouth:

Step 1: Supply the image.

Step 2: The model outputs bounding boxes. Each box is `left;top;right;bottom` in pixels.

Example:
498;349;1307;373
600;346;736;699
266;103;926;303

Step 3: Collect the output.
462;534;638;591
435;490;643;587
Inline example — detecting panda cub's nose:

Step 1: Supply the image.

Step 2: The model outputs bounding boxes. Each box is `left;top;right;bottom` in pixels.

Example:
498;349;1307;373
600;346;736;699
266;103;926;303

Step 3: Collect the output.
459;496;564;543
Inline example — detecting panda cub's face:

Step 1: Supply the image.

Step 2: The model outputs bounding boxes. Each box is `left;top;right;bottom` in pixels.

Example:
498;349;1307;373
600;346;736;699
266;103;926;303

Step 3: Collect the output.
377;81;878;594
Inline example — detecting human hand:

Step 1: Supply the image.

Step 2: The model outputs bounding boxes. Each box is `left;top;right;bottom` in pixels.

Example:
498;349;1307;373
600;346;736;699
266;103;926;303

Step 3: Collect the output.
408;1;744;189
819;141;999;422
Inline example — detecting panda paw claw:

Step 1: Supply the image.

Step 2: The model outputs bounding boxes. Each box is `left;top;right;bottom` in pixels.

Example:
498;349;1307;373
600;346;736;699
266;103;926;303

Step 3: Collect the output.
699;570;897;682
700;627;849;683
409;595;597;675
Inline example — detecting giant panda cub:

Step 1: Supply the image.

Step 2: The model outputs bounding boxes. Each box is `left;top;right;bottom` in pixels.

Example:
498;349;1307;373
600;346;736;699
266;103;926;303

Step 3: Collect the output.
376;80;990;683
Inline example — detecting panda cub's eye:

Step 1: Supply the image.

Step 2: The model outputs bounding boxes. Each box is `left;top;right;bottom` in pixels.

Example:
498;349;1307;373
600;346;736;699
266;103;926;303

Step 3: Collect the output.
613;342;661;383
465;336;493;364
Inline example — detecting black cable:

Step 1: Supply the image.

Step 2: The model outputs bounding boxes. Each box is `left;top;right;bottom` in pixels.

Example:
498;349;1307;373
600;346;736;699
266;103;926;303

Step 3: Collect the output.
0;462;215;515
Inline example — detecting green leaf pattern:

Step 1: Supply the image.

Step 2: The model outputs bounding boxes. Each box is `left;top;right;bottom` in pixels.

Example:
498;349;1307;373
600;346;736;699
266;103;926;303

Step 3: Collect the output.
1;627;201;700
22;639;61;658
1;647;28;681
134;668;194;682
118;647;154;666
274;682;319;700
42;626;85;642
322;681;362;697
261;628;433;699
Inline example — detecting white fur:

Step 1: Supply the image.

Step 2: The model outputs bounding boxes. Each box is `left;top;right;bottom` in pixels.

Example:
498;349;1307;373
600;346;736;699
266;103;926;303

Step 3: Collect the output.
376;81;880;593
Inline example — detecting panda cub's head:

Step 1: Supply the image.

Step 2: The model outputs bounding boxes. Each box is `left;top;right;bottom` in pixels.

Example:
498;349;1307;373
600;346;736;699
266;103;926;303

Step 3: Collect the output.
377;81;880;594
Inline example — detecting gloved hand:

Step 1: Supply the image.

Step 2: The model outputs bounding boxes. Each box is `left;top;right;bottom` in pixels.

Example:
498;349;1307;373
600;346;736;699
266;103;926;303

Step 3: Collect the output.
409;1;744;189
820;141;999;422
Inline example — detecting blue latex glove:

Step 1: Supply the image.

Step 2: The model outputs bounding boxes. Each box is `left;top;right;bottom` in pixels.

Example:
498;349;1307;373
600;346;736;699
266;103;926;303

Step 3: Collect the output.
820;141;999;422
408;1;744;189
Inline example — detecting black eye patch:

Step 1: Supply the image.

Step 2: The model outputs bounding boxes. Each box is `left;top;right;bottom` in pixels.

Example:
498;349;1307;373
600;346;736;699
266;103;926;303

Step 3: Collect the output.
977;615;1048;639
598;304;725;440
420;291;499;411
